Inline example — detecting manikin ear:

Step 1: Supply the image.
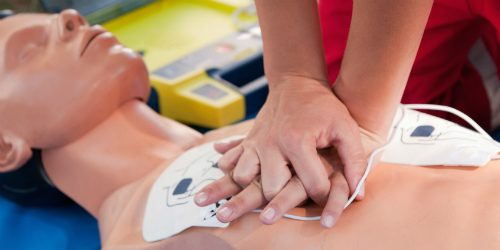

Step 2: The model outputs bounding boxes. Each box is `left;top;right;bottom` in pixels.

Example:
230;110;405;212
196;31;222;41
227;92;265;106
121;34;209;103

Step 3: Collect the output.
0;133;32;173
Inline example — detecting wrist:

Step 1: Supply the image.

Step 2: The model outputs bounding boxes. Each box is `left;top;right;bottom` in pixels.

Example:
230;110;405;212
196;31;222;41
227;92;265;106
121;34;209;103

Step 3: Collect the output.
268;73;331;94
332;76;395;139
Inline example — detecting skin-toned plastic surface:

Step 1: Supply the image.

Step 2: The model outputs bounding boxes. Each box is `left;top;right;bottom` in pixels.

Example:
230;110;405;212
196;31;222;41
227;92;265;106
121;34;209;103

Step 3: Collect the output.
0;9;151;171
0;10;202;215
100;138;500;250
2;11;500;250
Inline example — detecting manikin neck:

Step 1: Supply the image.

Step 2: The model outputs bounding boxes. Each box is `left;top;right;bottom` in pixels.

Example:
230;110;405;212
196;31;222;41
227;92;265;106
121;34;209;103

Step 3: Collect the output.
41;100;202;217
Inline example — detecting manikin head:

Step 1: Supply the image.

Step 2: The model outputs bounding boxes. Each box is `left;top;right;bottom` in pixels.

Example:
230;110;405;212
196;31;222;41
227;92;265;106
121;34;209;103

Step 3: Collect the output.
0;10;150;172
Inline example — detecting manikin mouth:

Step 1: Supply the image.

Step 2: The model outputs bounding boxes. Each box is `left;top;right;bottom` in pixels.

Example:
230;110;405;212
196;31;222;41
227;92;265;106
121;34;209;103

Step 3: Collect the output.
80;31;104;57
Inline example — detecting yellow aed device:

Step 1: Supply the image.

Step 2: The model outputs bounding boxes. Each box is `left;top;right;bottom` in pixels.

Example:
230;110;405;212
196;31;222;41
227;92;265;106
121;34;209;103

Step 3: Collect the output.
97;0;266;128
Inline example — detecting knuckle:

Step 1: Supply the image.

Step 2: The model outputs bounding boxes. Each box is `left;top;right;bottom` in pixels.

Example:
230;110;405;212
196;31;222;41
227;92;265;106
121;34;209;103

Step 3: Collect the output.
256;137;275;150
330;172;350;195
336;120;359;140
353;153;368;164
229;138;244;147
233;172;254;186
333;181;350;196
262;188;279;202
218;156;235;173
227;195;246;211
306;181;330;199
250;176;263;191
279;128;305;151
346;153;368;174
346;120;360;132
275;196;291;206
241;141;254;151
209;179;225;195
289;176;305;190
217;162;233;173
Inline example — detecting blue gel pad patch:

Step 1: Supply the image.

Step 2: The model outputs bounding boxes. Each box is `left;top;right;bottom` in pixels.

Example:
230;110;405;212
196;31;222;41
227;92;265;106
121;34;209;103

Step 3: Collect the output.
173;178;192;195
410;125;435;137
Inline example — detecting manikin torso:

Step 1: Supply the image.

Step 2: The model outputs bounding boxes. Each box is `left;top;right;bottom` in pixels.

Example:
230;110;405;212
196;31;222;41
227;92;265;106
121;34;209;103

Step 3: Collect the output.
42;102;500;250
99;151;500;250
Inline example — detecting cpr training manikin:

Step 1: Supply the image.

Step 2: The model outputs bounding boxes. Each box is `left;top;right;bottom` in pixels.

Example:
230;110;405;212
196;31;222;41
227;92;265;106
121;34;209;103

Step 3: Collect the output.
2;9;500;250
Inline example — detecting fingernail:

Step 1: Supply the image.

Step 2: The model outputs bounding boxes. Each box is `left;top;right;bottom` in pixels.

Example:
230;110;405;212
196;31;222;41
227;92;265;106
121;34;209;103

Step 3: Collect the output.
216;142;229;146
358;183;365;199
194;192;208;204
261;207;276;220
217;207;233;218
321;215;335;228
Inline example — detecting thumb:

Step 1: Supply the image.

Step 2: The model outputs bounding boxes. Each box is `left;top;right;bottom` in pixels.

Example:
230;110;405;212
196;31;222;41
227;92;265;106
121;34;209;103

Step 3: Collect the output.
331;125;368;197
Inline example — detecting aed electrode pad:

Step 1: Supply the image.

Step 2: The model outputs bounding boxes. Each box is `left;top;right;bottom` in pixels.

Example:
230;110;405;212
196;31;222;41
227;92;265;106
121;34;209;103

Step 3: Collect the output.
143;105;500;242
142;136;244;242
381;106;500;167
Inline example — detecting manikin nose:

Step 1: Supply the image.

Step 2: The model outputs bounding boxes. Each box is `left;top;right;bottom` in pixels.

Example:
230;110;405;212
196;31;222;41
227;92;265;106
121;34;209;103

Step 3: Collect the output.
58;9;88;42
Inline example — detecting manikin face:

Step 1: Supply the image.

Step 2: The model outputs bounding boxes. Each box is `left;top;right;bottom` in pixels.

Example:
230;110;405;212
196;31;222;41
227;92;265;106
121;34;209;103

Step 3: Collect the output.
0;10;150;148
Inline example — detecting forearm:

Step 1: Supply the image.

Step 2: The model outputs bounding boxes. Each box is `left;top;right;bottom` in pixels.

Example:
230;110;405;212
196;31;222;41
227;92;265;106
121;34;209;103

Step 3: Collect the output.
255;0;329;88
333;0;433;138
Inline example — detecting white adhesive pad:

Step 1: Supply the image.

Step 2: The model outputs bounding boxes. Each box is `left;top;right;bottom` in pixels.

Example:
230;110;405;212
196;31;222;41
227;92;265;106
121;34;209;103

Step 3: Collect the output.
381;107;500;167
142;136;244;242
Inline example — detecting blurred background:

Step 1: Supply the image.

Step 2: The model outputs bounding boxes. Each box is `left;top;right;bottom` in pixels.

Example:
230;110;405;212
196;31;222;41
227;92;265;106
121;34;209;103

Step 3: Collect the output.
0;0;45;13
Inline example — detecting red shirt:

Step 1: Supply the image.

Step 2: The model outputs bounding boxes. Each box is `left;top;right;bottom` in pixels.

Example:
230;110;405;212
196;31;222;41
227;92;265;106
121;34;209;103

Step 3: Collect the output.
319;0;500;130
